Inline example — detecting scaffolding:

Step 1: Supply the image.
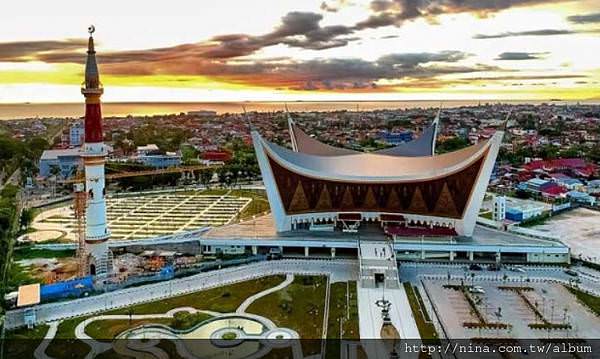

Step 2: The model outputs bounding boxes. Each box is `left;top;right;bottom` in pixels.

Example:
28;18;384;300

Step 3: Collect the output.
73;182;88;277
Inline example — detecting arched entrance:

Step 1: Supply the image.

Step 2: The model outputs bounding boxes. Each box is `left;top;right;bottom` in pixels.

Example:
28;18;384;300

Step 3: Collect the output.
89;263;96;276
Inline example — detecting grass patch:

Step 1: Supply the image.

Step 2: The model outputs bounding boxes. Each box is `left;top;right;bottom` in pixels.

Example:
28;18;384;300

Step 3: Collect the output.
325;281;359;359
105;275;286;315
221;332;238;340
326;281;359;339
171;311;213;330
85;317;175;340
247;275;327;356
403;282;439;341
46;316;92;359
479;211;493;220
13;246;75;260
3;324;49;358
228;189;270;220
566;286;600;317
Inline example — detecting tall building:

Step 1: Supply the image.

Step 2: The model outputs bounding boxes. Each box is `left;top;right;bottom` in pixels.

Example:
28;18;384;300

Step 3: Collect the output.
81;26;111;277
69;122;85;147
492;195;506;222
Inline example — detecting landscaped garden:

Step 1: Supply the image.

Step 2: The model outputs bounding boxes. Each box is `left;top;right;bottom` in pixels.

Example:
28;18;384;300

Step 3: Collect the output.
247;275;327;356
11;275;286;358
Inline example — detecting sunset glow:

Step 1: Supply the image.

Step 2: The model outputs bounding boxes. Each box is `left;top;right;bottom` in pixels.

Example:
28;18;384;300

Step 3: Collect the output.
1;0;599;103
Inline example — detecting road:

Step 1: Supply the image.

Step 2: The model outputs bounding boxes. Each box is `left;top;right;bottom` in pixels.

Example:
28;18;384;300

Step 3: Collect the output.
0;168;20;192
399;262;600;296
5;259;358;329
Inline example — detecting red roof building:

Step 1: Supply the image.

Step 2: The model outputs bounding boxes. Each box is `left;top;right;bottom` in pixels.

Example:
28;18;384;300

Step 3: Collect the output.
201;151;232;162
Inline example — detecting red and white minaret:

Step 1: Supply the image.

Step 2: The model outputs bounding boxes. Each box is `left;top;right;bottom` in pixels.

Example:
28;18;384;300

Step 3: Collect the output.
81;26;111;277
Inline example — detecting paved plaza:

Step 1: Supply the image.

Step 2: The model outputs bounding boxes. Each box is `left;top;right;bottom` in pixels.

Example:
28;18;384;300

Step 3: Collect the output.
32;192;251;241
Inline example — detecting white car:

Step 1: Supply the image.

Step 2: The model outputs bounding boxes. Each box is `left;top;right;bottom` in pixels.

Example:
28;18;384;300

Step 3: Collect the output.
469;286;485;294
511;266;526;273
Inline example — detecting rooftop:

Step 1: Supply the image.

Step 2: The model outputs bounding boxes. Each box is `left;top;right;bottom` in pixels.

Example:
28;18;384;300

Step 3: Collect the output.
40;148;81;160
255;130;501;182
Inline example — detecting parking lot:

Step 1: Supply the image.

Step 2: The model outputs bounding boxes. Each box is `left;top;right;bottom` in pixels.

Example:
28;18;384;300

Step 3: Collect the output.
32;192;251;241
421;279;600;339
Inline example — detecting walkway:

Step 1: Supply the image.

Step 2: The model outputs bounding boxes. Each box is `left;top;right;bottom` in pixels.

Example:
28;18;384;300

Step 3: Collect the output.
72;307;216;358
7;259;357;329
33;321;58;359
236;273;294;313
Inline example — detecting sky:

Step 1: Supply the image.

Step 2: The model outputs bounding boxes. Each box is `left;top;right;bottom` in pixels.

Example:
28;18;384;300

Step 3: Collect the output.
0;0;599;103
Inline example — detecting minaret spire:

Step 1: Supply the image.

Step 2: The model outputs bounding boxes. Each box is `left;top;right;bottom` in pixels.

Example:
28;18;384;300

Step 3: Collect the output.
82;25;104;145
81;25;111;277
84;26;100;91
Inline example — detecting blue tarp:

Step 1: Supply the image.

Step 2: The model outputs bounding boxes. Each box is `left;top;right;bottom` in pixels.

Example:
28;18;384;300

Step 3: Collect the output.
40;276;94;301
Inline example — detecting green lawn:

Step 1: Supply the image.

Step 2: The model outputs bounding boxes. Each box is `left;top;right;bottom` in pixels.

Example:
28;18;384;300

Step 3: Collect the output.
13;247;75;260
403;282;439;341
247;275;327;356
85;317;176;341
3;324;49;358
105;275;285;315
325;281;360;359
326;281;359;339
228;189;270;220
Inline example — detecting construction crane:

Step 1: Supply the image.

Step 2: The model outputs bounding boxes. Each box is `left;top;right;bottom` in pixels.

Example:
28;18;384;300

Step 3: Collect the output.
73;179;88;277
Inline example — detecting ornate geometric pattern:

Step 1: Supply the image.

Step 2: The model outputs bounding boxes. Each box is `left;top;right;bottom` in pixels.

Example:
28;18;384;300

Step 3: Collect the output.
267;152;486;219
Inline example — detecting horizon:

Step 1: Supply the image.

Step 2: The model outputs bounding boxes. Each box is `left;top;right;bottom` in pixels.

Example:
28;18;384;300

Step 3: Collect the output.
1;0;600;103
2;98;599;121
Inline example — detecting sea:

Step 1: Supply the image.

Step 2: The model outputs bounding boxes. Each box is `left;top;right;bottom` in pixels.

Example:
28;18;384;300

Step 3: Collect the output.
0;100;598;120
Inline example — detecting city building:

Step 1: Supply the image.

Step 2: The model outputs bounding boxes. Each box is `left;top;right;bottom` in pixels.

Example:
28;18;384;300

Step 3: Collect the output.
550;173;584;191
492;195;506;221
136;144;160;156
69;122;85;147
252;127;503;236
504;198;546;222
39;148;81;178
135;153;181;168
201;150;232;162
567;190;597;206
587;179;600;194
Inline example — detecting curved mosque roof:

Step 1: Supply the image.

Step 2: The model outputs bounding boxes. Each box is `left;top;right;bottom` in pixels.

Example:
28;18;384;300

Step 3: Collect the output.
253;130;503;183
287;110;439;157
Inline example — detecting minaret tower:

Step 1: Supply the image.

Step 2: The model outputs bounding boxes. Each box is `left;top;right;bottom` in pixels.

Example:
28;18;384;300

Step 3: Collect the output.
81;26;111;277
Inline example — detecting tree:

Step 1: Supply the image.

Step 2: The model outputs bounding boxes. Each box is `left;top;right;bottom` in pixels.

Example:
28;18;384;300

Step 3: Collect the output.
199;169;213;188
436;137;470;154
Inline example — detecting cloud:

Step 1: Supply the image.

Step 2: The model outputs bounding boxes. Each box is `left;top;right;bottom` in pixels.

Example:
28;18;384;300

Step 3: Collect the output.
464;74;587;81
96;50;499;91
568;12;600;24
474;29;576;39
320;1;346;13
1;12;359;64
495;52;548;60
0;39;87;61
356;0;570;30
